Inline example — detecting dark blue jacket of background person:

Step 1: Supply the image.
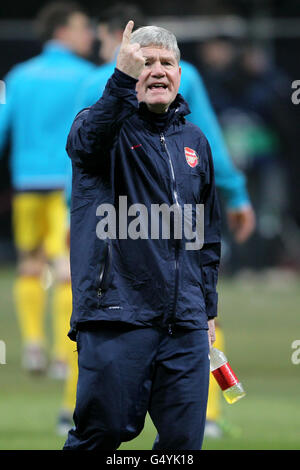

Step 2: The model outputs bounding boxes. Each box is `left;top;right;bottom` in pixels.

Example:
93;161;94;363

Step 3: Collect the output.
66;68;221;341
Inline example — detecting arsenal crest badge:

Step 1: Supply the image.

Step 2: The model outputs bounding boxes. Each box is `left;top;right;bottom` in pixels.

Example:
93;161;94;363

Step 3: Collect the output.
184;147;199;168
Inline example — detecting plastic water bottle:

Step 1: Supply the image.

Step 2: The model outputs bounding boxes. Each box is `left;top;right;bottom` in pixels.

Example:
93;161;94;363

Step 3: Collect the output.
210;347;246;404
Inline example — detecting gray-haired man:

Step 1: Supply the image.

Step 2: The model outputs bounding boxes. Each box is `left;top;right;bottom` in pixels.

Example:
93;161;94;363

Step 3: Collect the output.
63;21;221;450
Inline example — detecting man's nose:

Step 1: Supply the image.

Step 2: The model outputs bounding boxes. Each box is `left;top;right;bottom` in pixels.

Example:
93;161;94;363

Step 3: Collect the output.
151;61;165;76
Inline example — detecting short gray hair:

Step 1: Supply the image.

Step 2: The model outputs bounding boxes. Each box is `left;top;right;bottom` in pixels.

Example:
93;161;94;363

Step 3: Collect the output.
130;26;181;63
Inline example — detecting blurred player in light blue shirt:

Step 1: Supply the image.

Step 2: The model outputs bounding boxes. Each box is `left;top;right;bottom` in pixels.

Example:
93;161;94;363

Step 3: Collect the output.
0;5;95;190
0;2;95;382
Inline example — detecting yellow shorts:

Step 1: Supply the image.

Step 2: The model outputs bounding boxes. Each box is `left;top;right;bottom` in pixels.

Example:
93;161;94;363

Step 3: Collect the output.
12;190;68;259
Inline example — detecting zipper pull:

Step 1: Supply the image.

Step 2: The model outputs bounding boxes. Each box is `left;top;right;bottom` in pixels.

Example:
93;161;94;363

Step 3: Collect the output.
160;133;165;147
168;324;173;336
97;288;103;297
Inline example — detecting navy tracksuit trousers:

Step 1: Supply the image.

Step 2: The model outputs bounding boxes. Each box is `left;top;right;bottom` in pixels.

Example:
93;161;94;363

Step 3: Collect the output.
63;322;210;450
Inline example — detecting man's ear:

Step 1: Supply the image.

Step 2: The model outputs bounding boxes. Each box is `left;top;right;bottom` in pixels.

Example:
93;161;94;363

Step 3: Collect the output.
178;65;182;86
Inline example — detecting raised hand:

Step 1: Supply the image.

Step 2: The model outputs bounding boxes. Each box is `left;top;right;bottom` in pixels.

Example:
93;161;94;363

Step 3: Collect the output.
116;20;145;79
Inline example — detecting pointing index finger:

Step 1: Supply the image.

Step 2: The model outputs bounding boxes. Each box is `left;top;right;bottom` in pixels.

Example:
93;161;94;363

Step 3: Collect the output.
122;20;134;45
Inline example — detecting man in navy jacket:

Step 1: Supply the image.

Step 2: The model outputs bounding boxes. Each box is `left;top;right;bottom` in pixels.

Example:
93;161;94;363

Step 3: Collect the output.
64;21;221;450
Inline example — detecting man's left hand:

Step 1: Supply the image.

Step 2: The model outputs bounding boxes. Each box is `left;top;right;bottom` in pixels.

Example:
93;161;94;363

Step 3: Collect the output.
227;205;256;244
207;319;216;349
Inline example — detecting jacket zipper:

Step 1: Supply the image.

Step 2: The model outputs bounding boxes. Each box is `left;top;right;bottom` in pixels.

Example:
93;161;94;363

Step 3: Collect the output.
97;240;112;299
160;133;180;335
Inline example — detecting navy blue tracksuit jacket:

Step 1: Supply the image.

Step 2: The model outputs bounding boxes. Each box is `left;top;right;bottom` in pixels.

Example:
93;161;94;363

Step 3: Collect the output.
67;68;221;339
64;68;221;450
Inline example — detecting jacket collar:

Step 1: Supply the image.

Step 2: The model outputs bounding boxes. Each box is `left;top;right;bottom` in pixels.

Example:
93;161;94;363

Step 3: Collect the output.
138;94;191;131
171;93;191;117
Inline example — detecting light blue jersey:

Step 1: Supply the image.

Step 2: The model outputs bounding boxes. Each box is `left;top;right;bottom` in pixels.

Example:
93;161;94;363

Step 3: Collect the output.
74;61;116;112
0;41;95;190
179;60;250;209
76;59;250;210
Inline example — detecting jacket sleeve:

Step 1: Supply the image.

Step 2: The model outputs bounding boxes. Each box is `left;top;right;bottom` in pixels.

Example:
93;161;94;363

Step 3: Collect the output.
66;68;139;167
201;139;222;319
184;64;250;210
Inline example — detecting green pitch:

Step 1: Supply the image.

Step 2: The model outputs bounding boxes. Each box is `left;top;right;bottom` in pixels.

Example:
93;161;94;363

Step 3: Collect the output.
0;265;299;450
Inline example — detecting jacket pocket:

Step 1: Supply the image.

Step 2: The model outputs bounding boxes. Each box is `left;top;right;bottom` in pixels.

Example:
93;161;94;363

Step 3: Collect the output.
71;196;93;213
96;240;113;299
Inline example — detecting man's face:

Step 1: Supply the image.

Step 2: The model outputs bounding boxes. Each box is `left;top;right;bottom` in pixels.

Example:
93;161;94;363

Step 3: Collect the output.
136;46;181;114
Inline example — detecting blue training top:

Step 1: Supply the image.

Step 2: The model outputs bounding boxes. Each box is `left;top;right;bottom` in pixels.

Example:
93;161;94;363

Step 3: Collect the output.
0;41;95;191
